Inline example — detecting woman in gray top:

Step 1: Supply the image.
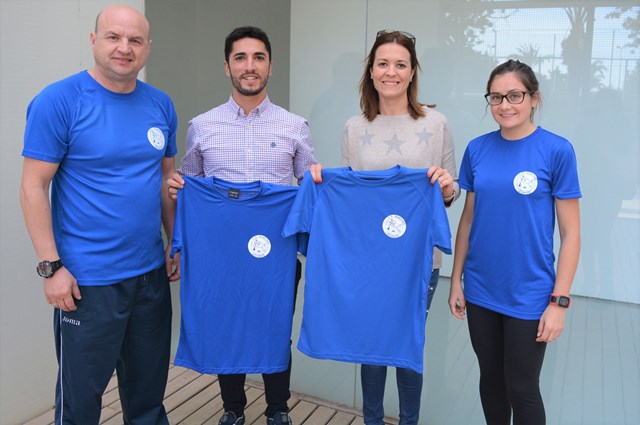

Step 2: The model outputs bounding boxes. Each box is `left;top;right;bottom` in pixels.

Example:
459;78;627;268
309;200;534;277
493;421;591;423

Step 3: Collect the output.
341;30;459;425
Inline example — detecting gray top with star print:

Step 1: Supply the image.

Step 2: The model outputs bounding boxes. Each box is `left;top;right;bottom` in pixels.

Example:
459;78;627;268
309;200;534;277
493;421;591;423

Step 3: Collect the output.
341;107;459;269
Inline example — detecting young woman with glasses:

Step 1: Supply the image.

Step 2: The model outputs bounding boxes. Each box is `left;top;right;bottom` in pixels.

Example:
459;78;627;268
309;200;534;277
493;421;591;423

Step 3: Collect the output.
341;30;459;425
449;59;581;425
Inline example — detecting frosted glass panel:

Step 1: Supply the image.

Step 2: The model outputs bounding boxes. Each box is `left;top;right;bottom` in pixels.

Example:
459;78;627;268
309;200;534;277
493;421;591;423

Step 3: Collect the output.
291;0;640;304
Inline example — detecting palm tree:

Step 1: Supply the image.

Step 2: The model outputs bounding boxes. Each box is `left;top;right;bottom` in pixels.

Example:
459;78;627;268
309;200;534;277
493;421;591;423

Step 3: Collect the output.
514;44;543;72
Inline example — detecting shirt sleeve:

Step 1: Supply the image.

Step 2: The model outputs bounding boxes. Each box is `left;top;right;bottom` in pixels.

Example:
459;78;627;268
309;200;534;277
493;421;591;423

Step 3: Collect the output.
22;89;69;163
164;100;179;158
178;120;205;177
293;121;318;180
458;146;474;192
551;140;582;199
341;124;350;167
429;180;452;255
282;170;318;237
440;117;460;201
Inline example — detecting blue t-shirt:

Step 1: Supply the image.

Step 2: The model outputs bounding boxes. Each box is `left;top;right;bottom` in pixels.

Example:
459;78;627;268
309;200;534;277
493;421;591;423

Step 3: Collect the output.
22;71;178;286
459;127;581;319
283;166;451;373
171;176;300;374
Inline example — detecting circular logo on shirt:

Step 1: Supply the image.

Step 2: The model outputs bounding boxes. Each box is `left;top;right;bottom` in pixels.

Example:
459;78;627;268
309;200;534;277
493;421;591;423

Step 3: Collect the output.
147;127;166;150
248;235;271;258
382;214;407;238
513;171;538;195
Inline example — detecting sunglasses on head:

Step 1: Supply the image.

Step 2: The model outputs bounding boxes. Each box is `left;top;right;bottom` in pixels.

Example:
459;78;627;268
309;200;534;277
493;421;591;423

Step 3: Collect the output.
376;29;416;45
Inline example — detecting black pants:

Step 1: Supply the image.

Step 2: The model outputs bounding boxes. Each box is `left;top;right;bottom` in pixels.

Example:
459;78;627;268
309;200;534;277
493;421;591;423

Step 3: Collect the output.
466;302;547;425
218;258;302;418
54;265;172;425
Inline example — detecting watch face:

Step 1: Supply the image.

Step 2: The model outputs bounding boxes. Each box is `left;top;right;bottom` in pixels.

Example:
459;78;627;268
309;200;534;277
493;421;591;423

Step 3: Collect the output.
558;296;570;307
37;261;53;278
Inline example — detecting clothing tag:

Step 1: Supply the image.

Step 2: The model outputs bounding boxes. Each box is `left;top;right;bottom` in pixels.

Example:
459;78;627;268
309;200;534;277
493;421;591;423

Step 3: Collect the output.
228;189;240;199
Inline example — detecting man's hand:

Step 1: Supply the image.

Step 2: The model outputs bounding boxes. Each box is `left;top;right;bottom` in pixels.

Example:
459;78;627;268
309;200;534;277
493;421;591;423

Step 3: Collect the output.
165;247;180;282
168;172;185;201
44;267;81;311
309;163;323;184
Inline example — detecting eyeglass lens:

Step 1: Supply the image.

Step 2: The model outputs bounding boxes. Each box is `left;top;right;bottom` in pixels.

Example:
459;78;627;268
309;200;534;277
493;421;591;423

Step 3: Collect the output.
486;91;526;105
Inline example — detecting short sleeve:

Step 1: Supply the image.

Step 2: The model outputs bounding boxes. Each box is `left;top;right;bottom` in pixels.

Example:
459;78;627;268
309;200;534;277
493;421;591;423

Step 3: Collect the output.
551;141;581;199
282;170;318;237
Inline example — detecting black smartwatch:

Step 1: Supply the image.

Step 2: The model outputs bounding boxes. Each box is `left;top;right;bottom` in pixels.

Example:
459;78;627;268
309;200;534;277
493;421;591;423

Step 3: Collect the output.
36;259;64;278
549;294;571;308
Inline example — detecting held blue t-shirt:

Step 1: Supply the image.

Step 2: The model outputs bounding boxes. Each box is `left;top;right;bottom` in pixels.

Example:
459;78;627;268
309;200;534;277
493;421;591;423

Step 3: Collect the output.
459;127;581;319
171;176;300;374
22;71;178;286
283;166;451;373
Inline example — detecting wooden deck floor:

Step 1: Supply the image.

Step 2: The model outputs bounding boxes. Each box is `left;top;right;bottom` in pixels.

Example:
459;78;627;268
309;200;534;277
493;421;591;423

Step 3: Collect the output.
24;363;390;425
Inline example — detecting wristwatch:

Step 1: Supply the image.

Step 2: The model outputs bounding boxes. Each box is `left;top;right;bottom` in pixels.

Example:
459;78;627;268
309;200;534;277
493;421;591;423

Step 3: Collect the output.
549;294;571;308
36;259;64;278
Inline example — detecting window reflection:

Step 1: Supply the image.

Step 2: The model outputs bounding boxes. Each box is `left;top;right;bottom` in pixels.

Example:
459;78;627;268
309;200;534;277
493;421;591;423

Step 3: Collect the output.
421;2;639;304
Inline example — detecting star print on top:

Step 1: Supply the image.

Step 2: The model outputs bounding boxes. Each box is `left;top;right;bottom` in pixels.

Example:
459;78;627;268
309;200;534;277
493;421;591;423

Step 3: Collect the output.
342;110;452;171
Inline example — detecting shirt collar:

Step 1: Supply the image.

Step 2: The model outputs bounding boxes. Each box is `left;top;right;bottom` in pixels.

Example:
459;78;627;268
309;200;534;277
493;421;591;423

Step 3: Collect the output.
226;95;272;118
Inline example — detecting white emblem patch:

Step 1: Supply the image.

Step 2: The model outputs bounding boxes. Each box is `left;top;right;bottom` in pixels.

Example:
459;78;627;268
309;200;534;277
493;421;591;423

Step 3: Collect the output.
513;171;538;195
248;235;271;258
147;127;165;150
382;214;407;238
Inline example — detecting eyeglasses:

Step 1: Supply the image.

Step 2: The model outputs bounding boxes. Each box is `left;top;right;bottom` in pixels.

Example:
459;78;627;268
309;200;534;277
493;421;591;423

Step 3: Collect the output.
376;29;416;45
484;90;533;106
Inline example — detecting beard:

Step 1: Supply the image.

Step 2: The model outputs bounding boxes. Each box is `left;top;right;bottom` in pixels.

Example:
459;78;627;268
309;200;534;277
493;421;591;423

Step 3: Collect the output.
231;73;269;97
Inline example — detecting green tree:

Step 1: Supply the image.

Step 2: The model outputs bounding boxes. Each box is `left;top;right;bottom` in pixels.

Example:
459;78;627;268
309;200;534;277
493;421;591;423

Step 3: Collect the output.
606;7;640;53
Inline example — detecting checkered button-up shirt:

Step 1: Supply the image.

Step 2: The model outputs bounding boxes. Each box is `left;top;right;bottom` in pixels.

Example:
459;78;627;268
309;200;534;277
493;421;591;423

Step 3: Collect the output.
179;96;317;185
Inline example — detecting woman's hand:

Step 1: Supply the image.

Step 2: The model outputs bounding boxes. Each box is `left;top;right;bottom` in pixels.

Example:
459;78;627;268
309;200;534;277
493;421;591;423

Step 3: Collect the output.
448;278;466;320
427;165;455;200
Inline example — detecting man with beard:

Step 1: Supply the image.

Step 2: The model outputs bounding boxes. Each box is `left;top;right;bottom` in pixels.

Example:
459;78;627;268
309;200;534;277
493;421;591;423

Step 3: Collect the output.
168;26;321;425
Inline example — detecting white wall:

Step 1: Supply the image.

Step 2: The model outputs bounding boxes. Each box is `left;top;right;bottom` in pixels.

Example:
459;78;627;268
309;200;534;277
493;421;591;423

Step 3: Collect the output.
0;1;143;423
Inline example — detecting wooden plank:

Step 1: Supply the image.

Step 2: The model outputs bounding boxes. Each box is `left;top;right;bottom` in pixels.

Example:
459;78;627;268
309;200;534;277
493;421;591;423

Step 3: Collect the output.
23;408;55;425
197;386;265;425
104;373;119;393
98;405;123;425
169;379;221;424
168;365;191;382
102;384;122;407
164;374;218;413
289;400;317;425
349;416;365;425
243;388;268;425
164;369;203;398
301;405;336;425
180;393;224;425
326;410;355;425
